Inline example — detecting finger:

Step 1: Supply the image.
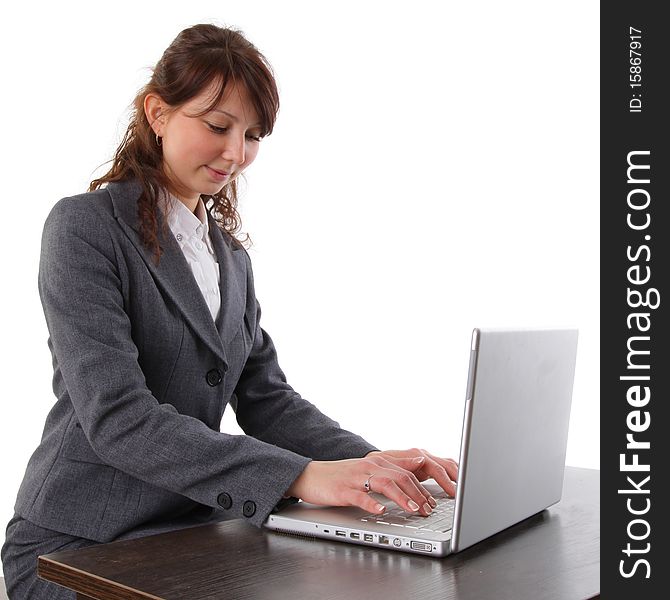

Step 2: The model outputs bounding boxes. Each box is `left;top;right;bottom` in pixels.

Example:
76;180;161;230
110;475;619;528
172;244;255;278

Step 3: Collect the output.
369;472;434;516
378;448;424;461
416;455;457;497
371;456;437;510
346;490;387;515
383;448;459;482
368;454;425;469
374;449;459;483
420;450;459;483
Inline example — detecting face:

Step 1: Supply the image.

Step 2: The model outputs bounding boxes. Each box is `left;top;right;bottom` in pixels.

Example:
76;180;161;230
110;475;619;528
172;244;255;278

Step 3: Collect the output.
150;81;263;209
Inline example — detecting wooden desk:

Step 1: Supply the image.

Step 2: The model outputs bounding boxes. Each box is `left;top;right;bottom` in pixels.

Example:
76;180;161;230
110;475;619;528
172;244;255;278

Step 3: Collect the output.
38;467;599;600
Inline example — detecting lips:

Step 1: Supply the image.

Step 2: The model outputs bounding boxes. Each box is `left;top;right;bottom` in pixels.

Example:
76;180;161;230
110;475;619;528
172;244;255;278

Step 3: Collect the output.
205;166;229;182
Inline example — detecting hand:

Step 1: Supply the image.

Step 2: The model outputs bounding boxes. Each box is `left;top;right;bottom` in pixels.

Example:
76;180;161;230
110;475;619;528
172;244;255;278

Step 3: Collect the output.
286;454;438;516
366;448;459;498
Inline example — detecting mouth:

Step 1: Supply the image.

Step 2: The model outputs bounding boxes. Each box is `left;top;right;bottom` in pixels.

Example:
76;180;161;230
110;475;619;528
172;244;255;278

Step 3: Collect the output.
205;166;230;182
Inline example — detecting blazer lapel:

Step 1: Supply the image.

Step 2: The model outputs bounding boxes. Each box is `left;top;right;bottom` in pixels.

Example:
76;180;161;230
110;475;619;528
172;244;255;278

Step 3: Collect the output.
107;180;229;366
208;218;247;344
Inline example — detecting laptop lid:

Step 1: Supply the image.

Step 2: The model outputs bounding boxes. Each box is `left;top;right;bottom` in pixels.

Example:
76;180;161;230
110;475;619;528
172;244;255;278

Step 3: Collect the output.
452;328;578;551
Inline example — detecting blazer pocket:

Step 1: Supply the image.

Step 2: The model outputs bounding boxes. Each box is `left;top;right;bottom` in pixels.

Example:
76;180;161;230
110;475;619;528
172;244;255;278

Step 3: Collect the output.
61;422;108;466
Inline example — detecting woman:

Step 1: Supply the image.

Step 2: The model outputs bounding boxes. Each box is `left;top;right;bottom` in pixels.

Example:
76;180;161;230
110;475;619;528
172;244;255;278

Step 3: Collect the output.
2;24;457;598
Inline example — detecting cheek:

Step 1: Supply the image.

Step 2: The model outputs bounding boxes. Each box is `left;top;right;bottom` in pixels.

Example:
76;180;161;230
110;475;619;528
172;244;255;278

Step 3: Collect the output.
184;134;212;161
169;127;210;161
163;131;190;165
244;144;260;167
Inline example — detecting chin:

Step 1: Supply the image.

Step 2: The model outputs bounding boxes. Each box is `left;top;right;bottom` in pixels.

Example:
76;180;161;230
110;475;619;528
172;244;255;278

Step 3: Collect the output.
199;184;227;197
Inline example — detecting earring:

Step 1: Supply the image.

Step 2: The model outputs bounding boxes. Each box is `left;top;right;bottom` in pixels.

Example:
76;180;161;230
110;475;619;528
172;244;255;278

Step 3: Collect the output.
155;133;162;147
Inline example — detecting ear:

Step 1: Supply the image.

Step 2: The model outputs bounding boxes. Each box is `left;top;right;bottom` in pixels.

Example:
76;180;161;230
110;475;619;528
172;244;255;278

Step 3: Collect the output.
144;93;167;135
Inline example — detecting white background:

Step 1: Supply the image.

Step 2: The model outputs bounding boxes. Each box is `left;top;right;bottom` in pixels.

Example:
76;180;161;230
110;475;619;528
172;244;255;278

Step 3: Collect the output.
0;1;599;549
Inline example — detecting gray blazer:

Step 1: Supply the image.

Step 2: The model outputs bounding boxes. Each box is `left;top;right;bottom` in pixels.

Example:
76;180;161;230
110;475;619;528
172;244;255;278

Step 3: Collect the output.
15;179;375;542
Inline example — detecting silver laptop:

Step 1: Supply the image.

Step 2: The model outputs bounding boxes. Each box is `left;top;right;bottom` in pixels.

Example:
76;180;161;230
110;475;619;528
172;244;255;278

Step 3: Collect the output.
265;328;578;557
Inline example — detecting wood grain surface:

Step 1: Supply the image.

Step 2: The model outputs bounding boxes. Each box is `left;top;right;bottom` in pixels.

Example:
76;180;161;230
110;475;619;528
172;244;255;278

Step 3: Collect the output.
39;467;599;600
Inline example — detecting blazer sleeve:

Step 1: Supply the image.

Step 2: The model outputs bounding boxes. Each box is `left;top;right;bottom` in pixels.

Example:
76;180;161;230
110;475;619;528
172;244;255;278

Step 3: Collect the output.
39;197;312;526
233;270;378;461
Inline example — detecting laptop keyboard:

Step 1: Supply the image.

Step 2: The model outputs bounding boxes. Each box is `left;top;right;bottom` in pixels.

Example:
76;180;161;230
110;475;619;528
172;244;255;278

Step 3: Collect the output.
360;495;455;533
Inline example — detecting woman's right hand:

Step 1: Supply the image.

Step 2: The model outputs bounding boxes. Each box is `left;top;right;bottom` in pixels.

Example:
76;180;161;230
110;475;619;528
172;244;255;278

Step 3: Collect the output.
286;455;437;516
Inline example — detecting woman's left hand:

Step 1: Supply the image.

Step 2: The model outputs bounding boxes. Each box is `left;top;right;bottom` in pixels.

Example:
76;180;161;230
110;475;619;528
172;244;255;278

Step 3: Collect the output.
366;448;458;498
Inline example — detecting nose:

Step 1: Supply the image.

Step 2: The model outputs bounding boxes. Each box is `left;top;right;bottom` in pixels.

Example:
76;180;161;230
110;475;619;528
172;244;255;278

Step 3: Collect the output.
221;133;246;166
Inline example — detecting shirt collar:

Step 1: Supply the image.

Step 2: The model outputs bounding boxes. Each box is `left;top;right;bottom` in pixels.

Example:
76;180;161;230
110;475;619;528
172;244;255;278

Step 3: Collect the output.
161;192;214;252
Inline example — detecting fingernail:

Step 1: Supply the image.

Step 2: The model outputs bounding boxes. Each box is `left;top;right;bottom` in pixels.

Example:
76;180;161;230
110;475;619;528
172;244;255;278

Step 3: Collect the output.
375;504;386;513
413;456;425;464
428;496;437;508
423;503;432;514
408;500;420;512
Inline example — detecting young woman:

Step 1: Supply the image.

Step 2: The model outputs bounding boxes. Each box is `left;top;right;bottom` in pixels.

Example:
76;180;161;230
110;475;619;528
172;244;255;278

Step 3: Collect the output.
2;24;458;598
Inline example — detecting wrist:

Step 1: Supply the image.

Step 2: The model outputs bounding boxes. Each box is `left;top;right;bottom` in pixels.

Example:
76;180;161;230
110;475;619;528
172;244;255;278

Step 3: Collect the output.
286;461;315;499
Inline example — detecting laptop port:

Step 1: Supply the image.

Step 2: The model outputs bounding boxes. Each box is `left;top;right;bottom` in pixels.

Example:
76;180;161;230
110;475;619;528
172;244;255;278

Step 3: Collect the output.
378;535;389;545
364;534;373;542
350;532;360;540
335;530;346;537
410;541;432;552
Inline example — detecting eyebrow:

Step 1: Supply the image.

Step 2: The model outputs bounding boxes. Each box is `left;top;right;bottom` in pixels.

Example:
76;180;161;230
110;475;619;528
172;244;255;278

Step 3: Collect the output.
212;109;261;128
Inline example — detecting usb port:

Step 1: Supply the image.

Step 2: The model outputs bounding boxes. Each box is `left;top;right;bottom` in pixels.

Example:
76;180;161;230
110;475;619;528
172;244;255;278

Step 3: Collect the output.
335;530;346;537
364;534;373;542
378;535;389;545
350;532;360;540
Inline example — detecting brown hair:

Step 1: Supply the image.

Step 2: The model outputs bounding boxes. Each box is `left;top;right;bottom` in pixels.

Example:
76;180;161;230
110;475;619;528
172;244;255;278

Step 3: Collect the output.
90;24;280;260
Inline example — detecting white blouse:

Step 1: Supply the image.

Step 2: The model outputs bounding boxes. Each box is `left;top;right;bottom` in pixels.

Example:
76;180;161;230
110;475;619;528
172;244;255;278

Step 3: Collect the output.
162;194;221;322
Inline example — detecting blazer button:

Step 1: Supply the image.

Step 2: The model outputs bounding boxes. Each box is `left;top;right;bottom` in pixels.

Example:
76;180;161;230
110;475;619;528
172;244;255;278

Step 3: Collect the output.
243;500;257;518
217;493;233;510
206;369;223;386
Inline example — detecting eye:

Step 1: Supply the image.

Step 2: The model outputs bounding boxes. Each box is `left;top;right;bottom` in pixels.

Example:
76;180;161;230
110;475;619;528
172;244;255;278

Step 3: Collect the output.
206;122;228;134
206;122;262;142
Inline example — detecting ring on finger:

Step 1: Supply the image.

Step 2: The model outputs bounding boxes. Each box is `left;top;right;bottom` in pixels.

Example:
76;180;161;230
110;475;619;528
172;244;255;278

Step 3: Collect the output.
364;474;374;492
